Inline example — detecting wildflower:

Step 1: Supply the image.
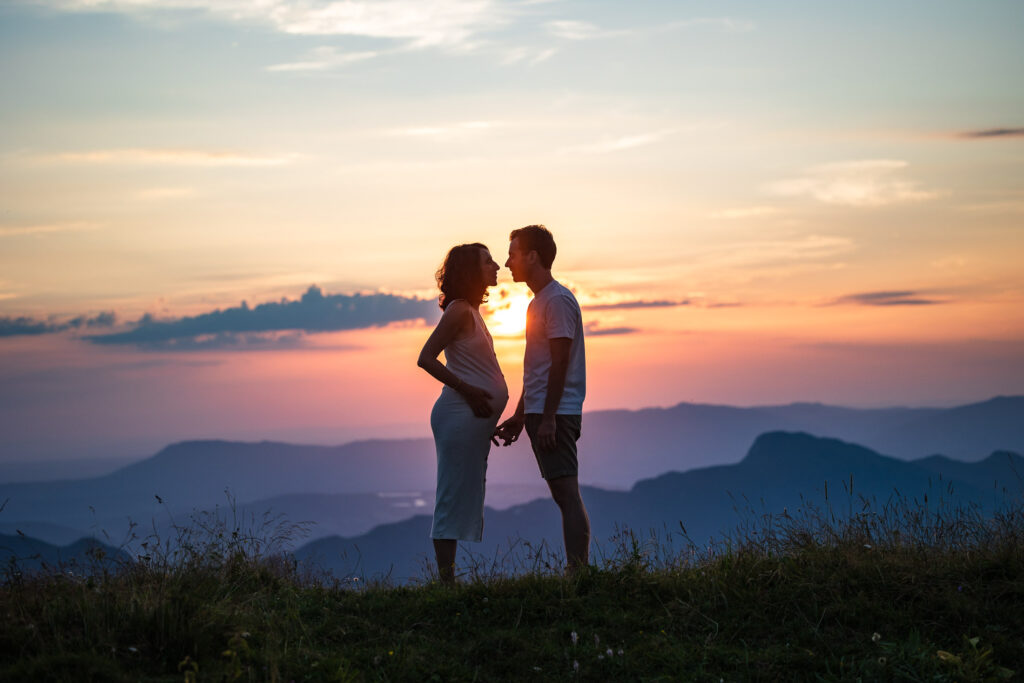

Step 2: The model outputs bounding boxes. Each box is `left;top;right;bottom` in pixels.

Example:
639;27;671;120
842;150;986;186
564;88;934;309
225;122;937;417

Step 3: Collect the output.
388;651;394;656
573;660;579;673
570;631;578;645
606;648;613;657
871;632;881;643
617;649;624;656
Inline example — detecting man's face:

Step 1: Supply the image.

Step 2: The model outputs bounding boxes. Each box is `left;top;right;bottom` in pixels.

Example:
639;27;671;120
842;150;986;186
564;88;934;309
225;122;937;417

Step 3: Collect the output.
506;237;529;282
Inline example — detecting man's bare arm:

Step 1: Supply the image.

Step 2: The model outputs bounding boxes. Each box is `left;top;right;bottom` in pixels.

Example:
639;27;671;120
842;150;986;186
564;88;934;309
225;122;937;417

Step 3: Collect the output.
536;337;571;450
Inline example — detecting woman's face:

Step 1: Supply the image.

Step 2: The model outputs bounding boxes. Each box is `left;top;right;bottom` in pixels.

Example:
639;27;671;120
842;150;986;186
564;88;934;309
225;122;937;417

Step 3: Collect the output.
479;248;499;287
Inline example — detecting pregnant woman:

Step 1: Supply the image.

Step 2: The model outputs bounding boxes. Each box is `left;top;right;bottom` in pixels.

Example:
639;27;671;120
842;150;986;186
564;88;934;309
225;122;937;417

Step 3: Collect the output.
417;242;509;584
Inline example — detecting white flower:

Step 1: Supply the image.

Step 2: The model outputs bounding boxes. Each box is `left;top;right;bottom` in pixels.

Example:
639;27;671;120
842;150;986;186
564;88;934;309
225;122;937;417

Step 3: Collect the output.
570;631;578;644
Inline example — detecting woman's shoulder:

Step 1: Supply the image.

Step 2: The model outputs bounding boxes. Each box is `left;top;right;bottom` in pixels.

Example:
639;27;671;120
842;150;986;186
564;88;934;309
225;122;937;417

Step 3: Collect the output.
441;299;476;334
443;298;473;314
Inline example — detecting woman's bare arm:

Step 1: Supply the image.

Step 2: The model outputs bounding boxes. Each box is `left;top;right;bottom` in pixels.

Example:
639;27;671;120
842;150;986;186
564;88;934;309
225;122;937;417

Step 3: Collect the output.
417;301;494;417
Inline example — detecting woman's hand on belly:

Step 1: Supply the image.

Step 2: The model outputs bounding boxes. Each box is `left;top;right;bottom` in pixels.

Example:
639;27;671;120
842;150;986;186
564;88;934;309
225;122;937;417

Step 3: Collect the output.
457;383;495;418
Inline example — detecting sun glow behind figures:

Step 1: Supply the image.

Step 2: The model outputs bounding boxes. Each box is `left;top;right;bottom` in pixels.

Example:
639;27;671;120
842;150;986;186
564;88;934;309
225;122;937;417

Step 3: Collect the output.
482;285;532;338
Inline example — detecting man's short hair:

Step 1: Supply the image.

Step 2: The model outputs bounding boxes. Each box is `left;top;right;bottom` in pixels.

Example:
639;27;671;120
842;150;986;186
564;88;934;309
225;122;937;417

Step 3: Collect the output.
509;224;556;269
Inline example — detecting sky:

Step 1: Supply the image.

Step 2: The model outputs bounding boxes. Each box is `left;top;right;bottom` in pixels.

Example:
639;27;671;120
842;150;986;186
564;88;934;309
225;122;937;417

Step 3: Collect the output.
1;0;1023;462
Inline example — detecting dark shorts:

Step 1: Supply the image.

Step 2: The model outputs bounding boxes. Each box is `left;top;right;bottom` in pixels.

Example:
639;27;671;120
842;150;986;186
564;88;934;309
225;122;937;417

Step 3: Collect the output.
524;413;582;480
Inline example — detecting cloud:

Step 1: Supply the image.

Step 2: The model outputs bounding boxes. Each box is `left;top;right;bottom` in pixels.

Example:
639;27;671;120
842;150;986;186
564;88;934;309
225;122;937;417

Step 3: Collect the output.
267;47;382;72
545;16;752;41
544;20;617;41
766;160;937;207
831;291;946;307
389;120;503;138
124;331;315;352
583;321;638;336
584;299;690;311
40;149;299;167
134;187;196;201
0;312;117;338
564;129;675;154
86;286;439;348
663;17;754;33
0;222;99;237
958;128;1024;139
500;46;556;65
40;0;507;50
709;206;780;220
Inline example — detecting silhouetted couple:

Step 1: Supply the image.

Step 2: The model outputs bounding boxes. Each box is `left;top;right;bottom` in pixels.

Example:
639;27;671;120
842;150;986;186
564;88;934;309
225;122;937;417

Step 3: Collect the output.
417;225;591;584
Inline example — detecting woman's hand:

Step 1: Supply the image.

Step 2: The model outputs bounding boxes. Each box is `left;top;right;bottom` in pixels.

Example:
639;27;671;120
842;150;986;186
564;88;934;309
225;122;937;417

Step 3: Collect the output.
457;383;494;418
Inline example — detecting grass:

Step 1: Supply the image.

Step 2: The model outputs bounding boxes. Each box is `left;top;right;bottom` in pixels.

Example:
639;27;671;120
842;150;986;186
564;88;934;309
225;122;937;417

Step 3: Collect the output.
2;492;1022;681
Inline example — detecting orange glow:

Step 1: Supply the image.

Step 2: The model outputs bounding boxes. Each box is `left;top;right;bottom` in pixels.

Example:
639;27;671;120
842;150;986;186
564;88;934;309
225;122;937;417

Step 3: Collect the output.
483;285;532;338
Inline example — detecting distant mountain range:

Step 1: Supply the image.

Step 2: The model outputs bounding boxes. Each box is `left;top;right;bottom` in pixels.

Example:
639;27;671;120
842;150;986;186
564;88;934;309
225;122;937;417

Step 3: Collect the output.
295;432;1024;583
1;396;1021;550
0;532;128;574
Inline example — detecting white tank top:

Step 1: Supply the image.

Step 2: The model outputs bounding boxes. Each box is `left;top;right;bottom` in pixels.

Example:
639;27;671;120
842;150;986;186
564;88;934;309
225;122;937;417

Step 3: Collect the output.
441;304;508;407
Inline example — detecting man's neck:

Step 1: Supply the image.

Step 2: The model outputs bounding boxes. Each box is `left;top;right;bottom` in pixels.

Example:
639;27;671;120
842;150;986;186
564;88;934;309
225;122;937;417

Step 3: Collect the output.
526;270;554;294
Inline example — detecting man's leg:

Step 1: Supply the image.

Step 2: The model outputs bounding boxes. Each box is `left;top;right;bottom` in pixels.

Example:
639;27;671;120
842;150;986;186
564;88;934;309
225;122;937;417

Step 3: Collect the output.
546;475;591;572
433;539;457;585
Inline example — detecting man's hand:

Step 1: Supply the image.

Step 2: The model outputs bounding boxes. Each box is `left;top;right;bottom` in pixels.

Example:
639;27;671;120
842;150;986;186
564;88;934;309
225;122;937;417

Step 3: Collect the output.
536;414;557;452
494;414;525;446
458;384;494;418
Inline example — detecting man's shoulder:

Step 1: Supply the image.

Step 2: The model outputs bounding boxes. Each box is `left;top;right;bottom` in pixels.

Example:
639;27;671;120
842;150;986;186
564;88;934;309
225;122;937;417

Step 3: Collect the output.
548;281;581;309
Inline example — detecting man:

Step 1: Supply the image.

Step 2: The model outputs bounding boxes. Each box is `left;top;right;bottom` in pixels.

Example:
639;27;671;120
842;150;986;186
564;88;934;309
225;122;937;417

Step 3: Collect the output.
495;224;591;573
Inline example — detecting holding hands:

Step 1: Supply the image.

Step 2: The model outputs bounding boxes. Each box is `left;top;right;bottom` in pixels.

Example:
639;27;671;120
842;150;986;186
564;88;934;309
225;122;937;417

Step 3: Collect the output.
493;414;525;447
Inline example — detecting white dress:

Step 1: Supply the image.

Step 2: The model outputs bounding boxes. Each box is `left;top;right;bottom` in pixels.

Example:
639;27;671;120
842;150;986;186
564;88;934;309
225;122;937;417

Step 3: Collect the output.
430;304;509;542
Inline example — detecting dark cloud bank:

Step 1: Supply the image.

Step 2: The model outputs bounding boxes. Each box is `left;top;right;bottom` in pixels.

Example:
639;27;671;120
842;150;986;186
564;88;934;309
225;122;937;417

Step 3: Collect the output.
831;291;946;307
0;312;116;337
2;287;439;350
959;127;1024;139
584;299;690;311
87;286;439;350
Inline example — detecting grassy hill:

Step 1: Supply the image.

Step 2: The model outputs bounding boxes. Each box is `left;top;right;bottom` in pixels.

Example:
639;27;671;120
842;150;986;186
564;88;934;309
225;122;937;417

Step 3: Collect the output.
2;492;1021;681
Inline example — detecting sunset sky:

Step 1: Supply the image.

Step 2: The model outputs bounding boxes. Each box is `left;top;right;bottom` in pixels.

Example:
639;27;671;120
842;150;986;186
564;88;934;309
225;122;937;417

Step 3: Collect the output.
2;0;1023;462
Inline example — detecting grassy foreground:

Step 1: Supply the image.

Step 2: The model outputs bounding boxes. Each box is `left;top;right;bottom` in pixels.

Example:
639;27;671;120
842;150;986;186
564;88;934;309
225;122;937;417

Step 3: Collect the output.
2;501;1023;681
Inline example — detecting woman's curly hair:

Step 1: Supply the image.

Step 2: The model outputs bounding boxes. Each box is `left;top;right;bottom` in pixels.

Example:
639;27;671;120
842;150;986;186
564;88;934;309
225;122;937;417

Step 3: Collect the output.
436;242;489;310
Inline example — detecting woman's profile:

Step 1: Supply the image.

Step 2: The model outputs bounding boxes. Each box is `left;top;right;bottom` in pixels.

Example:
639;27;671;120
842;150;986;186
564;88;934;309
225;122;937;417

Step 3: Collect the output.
417;243;509;584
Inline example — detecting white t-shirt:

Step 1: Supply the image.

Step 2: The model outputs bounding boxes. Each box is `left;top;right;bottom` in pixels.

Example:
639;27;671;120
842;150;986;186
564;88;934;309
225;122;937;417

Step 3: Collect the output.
523;280;586;415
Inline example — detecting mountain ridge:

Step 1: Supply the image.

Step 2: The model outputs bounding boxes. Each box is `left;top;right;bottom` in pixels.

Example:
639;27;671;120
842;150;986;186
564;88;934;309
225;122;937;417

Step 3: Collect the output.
295;432;1023;582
